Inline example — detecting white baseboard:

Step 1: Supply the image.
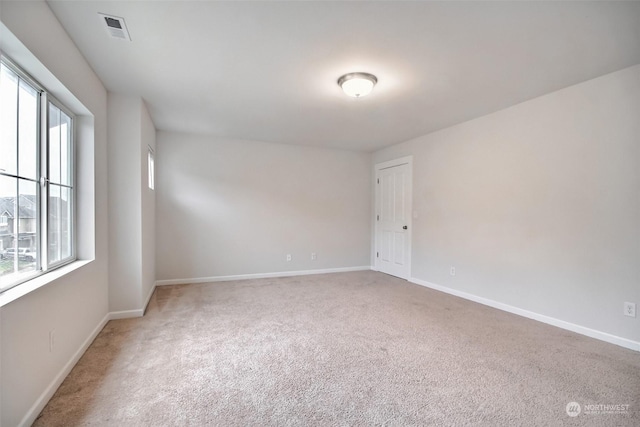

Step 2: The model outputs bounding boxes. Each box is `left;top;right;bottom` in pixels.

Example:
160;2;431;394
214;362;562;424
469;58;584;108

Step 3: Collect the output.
155;266;372;286
19;312;111;427
109;309;144;320
409;277;640;353
108;284;157;320
142;282;156;315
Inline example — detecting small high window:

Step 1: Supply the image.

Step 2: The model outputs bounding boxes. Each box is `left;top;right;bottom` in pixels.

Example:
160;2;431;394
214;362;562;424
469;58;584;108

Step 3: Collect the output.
148;147;155;190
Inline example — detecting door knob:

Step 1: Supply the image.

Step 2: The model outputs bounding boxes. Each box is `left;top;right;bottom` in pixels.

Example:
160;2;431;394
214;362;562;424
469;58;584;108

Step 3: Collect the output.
403;225;408;230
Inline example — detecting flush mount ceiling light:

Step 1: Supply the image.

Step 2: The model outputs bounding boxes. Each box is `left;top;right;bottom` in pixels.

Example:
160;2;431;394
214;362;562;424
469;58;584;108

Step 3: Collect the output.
337;72;377;98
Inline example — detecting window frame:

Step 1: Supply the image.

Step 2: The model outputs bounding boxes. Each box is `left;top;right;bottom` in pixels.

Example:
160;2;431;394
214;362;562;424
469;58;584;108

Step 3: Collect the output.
45;95;76;270
0;54;77;293
148;146;155;190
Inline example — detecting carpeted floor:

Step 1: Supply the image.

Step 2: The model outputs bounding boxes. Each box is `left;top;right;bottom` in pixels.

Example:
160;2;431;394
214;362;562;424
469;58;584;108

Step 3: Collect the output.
34;271;639;426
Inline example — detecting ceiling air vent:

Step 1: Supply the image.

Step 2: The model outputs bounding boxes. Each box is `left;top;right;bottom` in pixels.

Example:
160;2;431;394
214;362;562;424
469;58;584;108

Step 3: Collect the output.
98;13;131;41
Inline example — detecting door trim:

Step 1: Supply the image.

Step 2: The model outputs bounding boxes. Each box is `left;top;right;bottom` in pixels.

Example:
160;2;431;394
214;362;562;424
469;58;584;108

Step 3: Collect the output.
374;156;413;279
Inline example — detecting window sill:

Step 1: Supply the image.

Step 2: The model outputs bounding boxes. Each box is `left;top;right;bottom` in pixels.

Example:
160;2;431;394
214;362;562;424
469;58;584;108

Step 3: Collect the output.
0;259;93;308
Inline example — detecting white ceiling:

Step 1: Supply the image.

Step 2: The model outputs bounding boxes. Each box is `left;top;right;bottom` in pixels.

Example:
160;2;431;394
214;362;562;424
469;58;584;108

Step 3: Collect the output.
47;1;640;152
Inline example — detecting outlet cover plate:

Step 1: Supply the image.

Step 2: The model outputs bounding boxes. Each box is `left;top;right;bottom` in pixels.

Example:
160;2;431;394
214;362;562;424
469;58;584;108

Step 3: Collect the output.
624;302;636;318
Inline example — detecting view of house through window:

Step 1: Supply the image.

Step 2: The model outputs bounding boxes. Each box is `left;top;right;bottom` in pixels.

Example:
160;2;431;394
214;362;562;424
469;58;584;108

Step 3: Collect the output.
0;57;75;291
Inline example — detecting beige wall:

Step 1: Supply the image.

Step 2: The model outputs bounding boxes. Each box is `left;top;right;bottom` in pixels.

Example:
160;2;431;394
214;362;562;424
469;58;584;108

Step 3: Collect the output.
156;132;371;281
373;65;640;344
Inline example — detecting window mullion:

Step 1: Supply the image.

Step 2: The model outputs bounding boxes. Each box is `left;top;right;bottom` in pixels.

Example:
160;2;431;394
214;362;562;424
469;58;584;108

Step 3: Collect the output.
40;91;49;271
13;73;20;273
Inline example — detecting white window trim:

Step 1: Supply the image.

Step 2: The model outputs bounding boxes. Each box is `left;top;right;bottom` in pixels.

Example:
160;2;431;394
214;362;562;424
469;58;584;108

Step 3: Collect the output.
0;54;77;293
0;259;92;307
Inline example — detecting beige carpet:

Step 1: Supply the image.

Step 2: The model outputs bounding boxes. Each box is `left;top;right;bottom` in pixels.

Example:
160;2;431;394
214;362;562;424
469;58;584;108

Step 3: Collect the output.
34;271;639;426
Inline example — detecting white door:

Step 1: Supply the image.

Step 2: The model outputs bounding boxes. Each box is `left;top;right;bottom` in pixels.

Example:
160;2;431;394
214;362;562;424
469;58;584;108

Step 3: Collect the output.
376;161;411;279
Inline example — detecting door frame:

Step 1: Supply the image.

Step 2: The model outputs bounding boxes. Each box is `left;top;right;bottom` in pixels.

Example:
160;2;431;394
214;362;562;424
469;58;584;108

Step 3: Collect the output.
374;156;413;279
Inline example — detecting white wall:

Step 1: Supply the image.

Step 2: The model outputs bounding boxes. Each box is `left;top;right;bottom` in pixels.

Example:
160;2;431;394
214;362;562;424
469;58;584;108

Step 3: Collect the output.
140;102;156;310
108;94;142;312
373;65;640;345
0;1;109;426
108;94;156;313
156;132;371;282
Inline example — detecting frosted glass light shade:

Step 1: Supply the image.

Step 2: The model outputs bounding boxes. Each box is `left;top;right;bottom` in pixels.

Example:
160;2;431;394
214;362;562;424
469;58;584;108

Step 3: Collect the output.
338;72;377;98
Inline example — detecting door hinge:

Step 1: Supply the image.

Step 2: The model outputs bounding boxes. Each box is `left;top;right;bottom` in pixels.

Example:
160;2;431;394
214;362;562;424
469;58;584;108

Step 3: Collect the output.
377;215;379;221
376;252;379;258
377;178;379;184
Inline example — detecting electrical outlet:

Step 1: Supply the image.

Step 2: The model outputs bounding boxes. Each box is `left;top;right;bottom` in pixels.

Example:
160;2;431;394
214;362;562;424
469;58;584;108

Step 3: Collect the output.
450;267;456;276
311;252;317;260
623;302;636;318
49;330;55;352
286;254;292;262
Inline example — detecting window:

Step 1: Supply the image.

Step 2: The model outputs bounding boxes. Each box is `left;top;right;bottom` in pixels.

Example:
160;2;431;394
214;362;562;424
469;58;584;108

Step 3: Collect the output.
148;147;155;190
0;56;75;292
